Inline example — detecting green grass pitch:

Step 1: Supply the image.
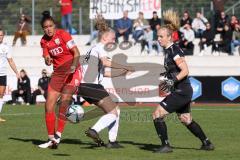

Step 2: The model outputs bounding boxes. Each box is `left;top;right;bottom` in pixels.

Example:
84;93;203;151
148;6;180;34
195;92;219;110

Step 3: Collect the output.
0;105;240;160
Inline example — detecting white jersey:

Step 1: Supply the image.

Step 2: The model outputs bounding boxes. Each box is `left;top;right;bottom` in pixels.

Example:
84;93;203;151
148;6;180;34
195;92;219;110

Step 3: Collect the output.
0;43;12;76
81;43;107;84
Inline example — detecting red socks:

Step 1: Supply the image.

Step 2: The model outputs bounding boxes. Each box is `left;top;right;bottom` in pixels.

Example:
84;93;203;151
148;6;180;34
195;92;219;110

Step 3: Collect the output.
57;118;66;133
45;112;56;136
56;103;68;134
45;102;69;137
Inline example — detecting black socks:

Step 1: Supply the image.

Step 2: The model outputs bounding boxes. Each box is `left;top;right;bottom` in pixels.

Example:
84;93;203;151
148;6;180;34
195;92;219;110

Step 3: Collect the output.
153;118;169;145
186;120;209;144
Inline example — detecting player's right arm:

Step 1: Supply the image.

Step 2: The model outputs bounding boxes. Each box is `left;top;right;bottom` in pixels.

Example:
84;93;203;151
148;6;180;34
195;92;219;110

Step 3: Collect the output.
44;55;53;66
104;68;128;77
41;40;52;66
100;57;135;72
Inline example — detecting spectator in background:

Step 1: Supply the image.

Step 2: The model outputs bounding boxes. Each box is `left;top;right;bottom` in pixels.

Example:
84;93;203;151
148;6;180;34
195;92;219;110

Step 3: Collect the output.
11;69;31;105
153;24;163;54
231;23;240;55
132;12;148;43
199;23;215;55
212;0;228;30
12;14;31;46
180;11;192;27
149;11;161;32
153;24;160;41
222;24;233;55
179;23;195;55
141;25;153;54
141;25;162;55
59;0;72;34
216;11;229;35
192;12;208;38
31;69;50;105
85;14;104;46
230;15;239;30
114;10;132;43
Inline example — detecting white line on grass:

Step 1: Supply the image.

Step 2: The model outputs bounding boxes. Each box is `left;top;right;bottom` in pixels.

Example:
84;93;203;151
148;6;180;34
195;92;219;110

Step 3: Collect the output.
1;113;41;116
192;108;240;111
1;108;240;117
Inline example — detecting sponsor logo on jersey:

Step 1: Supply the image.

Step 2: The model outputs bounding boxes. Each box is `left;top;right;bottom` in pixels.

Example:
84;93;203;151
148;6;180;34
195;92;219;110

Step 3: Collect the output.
54;38;60;45
49;47;63;56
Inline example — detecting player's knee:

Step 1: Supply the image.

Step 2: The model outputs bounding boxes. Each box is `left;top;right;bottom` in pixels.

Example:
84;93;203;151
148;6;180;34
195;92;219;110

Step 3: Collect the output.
109;108;118;117
45;104;55;113
98;99;104;106
60;95;72;104
178;114;192;125
152;112;156;119
45;100;55;112
0;94;4;98
153;105;167;119
159;106;168;117
116;107;120;116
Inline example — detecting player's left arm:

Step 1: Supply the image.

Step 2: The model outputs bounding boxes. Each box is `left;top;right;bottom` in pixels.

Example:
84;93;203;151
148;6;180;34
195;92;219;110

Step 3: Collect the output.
62;31;80;73
69;47;80;73
174;56;189;81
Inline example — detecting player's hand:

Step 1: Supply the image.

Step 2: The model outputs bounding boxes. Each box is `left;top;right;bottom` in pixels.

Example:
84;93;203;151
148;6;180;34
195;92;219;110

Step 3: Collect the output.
40;90;44;95
19;90;24;94
158;79;174;97
45;56;53;66
69;66;76;74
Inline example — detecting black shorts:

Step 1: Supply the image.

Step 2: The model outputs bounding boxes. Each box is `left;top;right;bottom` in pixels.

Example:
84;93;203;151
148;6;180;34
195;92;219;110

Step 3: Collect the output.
77;83;110;104
0;76;7;86
160;85;193;114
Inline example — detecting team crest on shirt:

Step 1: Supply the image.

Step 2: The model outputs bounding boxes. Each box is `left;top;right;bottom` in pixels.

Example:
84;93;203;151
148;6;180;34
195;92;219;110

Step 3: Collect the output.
54;38;60;45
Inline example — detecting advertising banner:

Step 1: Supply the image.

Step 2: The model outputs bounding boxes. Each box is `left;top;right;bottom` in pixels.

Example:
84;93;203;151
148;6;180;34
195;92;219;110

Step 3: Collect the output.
90;0;162;19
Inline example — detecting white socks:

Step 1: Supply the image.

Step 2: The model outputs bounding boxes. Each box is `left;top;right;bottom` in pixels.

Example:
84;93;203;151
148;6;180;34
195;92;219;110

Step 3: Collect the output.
92;113;117;133
108;108;120;142
0;98;4;113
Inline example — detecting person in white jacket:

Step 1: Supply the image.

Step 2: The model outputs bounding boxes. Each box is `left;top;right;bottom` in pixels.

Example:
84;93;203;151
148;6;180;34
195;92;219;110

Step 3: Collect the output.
179;24;195;55
192;12;208;38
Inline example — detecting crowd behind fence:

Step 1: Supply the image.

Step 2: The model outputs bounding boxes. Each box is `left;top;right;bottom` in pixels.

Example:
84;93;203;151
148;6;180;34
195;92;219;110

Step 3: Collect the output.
0;0;239;35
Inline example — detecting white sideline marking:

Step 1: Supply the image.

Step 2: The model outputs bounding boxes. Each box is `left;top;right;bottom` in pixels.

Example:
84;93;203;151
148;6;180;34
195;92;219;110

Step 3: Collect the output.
192;108;240;111
1;113;41;116
1;108;240;117
124;108;240;112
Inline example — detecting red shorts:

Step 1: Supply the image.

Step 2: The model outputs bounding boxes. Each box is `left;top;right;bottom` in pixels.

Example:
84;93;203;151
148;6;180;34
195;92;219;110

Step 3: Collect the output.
48;67;81;93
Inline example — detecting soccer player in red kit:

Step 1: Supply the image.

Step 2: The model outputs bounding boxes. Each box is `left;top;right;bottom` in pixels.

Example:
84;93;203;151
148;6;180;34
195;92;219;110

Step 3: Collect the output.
38;11;81;149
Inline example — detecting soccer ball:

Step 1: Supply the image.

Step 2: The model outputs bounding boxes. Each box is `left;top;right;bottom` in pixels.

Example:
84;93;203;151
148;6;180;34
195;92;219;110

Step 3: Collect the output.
66;104;84;123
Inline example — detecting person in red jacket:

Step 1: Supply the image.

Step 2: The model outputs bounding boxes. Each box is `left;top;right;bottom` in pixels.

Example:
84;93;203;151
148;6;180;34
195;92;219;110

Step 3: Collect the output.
59;0;72;34
38;11;81;149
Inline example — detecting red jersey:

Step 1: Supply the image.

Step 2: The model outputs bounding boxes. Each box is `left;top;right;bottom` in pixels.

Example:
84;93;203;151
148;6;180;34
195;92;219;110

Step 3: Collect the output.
40;29;77;72
60;0;72;16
